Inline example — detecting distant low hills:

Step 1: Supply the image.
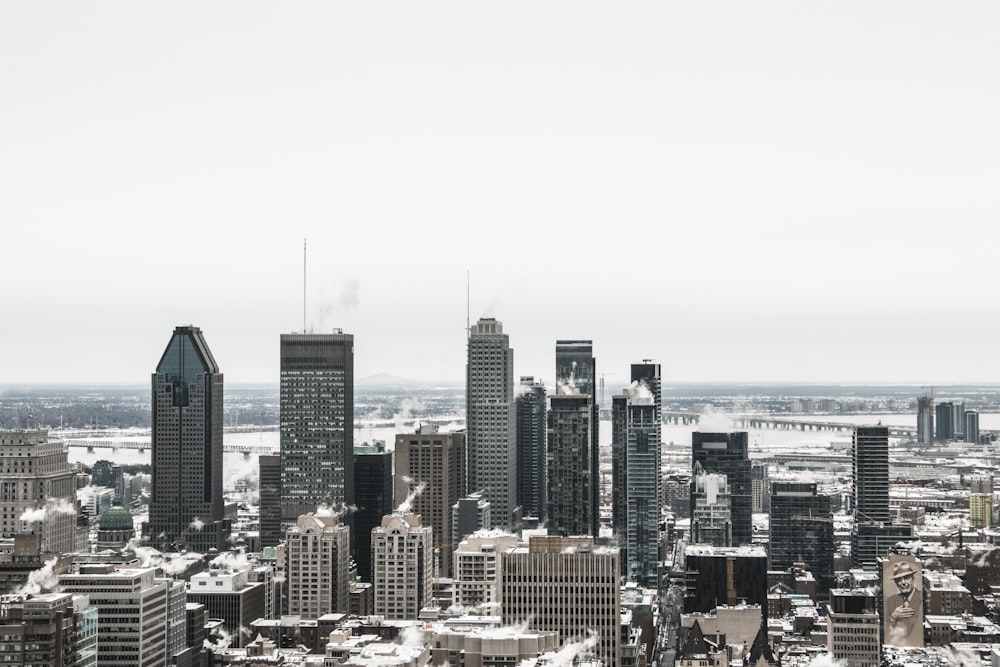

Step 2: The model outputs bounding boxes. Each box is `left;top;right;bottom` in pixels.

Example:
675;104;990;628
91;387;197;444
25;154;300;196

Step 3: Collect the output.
355;373;462;388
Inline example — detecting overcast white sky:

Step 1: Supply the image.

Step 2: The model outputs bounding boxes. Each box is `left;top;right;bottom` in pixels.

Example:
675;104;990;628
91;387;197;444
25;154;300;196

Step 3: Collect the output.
2;2;998;388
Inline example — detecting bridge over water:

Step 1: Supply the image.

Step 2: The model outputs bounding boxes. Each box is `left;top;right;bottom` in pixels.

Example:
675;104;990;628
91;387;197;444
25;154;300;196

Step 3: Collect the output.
734;417;916;438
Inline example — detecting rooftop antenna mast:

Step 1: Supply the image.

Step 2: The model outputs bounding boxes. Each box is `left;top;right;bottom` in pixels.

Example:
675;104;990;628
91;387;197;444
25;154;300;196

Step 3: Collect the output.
466;269;470;339
303;238;307;334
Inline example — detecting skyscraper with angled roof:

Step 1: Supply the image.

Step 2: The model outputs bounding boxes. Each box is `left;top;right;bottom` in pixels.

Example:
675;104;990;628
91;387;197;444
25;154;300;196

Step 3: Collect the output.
146;325;229;551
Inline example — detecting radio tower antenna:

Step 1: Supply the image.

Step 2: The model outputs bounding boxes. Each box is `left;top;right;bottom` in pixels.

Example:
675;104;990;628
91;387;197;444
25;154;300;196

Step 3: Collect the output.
466;269;470;339
303;238;307;334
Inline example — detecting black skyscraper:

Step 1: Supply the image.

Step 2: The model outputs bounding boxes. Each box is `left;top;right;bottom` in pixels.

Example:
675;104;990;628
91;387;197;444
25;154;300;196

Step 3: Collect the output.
515;377;547;523
353;443;393;583
555;340;599;536
147;325;229;551
691;432;752;547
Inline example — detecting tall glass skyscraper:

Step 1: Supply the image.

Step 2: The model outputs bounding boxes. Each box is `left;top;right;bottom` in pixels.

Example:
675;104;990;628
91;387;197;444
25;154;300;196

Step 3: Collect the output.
147;325;229;551
547;393;595;537
279;331;354;528
769;482;834;591
466;318;516;529
612;361;662;586
555;340;598;535
515;376;547;523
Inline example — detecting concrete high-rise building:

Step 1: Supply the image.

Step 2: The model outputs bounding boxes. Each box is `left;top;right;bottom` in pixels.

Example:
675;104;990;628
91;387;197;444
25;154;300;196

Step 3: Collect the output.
501;536;620;667
285;513;351;618
371;513;433;620
466;318;516;529
916;395;934;445
61;566;172;667
852;425;890;524
146;325;229;552
453;530;519;613
515;376;547;523
546;393;596;537
965;410;980;444
394;426;466;578
612;362;662;586
691;432;752;547
0;593;82;667
555;340;599;531
354;442;394;584
259;454;282;548
769;482;834;591
0;430;79;554
188;567;266;648
280;331;354;529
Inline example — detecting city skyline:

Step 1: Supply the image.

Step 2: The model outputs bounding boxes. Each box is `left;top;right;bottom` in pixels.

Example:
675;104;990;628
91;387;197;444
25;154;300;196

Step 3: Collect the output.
3;3;999;388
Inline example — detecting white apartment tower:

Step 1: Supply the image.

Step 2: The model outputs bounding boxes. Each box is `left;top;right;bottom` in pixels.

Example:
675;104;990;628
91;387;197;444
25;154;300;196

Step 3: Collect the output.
0;430;79;553
372;513;433;620
453;530;519;613
466;318;517;529
286;513;352;618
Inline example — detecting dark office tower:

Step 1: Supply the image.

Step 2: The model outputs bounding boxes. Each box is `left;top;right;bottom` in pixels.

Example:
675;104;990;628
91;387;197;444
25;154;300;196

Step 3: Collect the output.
259;455;282;548
354;442;393;584
965;410;980;444
555;340;599;533
612;362;661;586
769;482;834;591
279;331;354;528
515;377;547;523
691;432;752;547
611;394;628;542
852;425;890;524
147;325;229;552
547;393;595;537
394;426;466;578
916;395;934;445
935;402;954;442
466;318;517;529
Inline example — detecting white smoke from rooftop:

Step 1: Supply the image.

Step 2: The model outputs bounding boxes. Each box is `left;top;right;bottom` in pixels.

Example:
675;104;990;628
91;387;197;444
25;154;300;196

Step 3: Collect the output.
556;362;580;396
211;550;254;572
19;498;76;524
128;538;203;577
393;397;426;430
539;631;598;667
204;625;233;652
13;557;61;596
695;407;736;433
396;477;427;514
803;654;844;667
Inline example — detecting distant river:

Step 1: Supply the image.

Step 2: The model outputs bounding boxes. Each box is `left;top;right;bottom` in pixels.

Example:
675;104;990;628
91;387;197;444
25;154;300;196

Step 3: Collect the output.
65;413;999;492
